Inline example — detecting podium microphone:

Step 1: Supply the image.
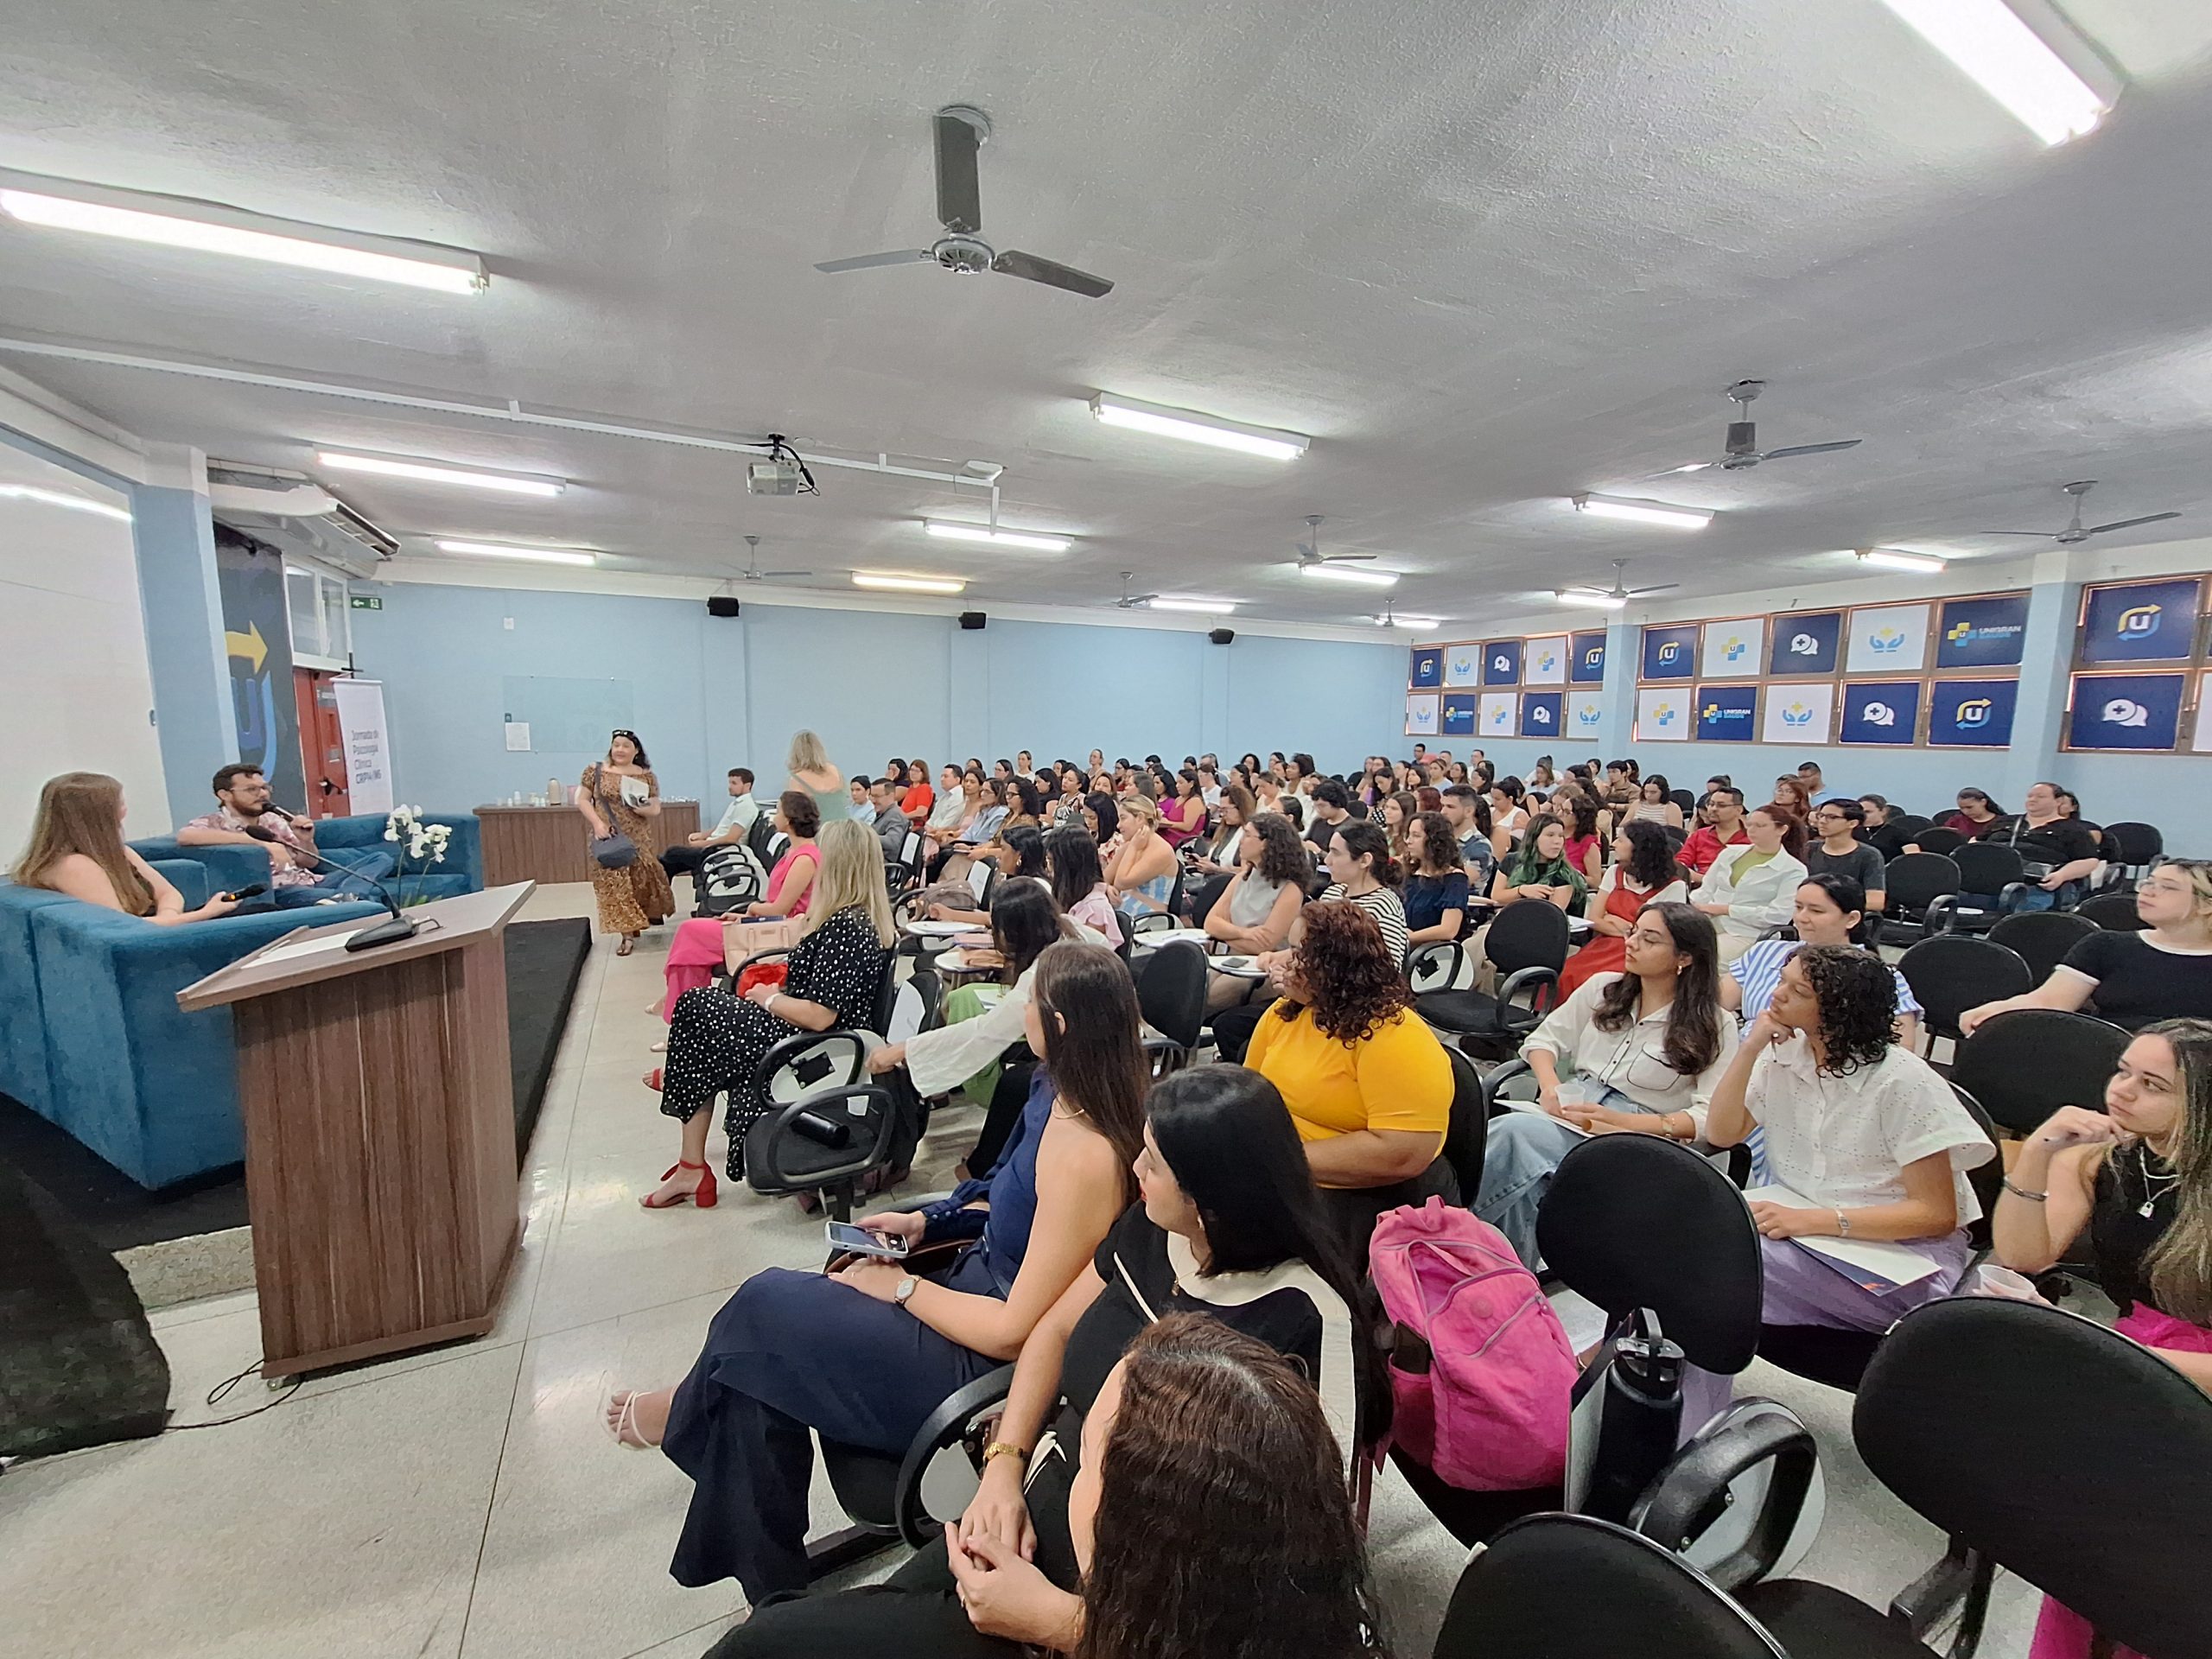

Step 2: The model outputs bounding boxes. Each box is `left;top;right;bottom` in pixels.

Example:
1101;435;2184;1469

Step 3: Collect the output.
242;823;419;952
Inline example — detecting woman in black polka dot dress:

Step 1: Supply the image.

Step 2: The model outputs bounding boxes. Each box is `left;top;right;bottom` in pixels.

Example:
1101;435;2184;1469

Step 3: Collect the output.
642;821;894;1207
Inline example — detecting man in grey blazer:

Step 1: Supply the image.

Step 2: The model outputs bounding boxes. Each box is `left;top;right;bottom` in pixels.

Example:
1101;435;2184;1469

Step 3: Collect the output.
867;777;912;873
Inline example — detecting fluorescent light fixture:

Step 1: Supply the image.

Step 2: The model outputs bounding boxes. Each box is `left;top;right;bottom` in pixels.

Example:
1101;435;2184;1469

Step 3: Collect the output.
1855;546;1947;574
1554;590;1629;611
318;451;564;497
1089;392;1309;461
1297;563;1397;588
1147;596;1238;613
1876;0;2109;147
853;570;966;595
434;539;597;567
0;171;487;292
922;519;1072;553
0;483;132;522
1570;493;1713;531
1378;614;1444;630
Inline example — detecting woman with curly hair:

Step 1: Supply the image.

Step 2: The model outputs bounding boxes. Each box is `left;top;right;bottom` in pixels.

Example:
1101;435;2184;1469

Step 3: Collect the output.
1203;812;1309;1012
1244;899;1455;1252
1705;945;1996;1332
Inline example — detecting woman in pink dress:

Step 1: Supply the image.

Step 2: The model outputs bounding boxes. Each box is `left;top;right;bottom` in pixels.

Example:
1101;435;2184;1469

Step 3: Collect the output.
662;791;822;1013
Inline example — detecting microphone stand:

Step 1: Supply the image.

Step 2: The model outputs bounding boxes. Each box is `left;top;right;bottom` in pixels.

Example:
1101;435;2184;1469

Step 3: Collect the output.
243;820;420;952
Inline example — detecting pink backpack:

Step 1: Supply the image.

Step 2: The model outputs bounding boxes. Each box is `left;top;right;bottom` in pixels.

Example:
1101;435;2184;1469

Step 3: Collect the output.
1369;1197;1576;1491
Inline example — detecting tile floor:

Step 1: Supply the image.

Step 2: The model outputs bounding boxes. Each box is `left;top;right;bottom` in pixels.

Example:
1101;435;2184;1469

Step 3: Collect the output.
0;883;2043;1658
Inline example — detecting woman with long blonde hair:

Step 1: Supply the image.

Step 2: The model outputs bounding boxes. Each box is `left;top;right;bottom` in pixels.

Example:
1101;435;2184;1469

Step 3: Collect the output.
12;772;238;925
641;821;893;1206
786;728;849;823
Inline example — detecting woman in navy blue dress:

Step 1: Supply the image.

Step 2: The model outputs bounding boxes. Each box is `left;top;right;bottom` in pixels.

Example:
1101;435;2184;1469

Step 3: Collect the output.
602;941;1148;1603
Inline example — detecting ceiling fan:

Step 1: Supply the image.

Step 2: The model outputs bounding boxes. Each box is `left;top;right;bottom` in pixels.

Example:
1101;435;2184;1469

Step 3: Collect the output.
1293;515;1375;567
814;105;1116;299
1671;380;1863;473
728;534;812;583
1114;570;1160;608
1978;480;2182;545
1560;559;1678;602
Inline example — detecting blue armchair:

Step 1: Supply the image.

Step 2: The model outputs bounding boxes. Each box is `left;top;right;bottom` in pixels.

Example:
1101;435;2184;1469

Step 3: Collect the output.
0;861;384;1187
131;811;484;906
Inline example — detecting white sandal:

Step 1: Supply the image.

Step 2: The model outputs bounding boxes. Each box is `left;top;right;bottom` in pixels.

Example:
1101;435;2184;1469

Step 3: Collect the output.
605;1390;659;1450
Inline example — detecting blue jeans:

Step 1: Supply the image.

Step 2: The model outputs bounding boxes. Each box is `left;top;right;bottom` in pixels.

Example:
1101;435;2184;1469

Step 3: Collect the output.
1958;881;2077;917
1474;1112;1588;1268
273;850;397;906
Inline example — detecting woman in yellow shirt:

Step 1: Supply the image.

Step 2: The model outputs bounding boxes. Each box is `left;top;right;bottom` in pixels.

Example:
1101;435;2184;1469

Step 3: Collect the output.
1244;899;1456;1253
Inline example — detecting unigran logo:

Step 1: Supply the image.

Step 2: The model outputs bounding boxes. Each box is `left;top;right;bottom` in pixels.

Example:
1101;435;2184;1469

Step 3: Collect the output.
1583;646;1604;668
2102;699;2150;728
2117;605;2162;639
1656;641;1681;663
1955;699;1993;728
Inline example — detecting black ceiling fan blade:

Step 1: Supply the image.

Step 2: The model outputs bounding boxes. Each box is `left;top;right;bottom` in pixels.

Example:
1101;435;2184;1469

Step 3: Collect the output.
1759;439;1862;460
990;249;1114;297
1318;553;1377;563
761;569;813;578
815;250;932;274
935;112;984;233
1625;583;1680;595
1974;530;2056;537
2087;512;2182;535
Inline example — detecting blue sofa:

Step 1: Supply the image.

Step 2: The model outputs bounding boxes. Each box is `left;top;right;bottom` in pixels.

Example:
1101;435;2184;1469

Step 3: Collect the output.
130;810;485;906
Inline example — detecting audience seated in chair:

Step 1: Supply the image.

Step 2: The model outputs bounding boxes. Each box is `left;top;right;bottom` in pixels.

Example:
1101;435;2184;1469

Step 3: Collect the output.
1440;783;1496;892
1489;816;1586;915
1678;785;1748;883
660;766;760;887
1475;902;1737;1267
865;776;910;866
1960;859;2212;1036
1720;874;1922;1052
1558;821;1687;998
605;941;1147;1607
1801;797;1887;912
1401;810;1471;952
659;790;820;1013
1693;804;1807;965
175;762;395;906
13;772;243;925
1201;812;1307;1014
1967;780;2102;913
1103;796;1178;919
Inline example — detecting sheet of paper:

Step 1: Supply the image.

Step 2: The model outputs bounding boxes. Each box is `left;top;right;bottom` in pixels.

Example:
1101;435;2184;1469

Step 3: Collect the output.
253;926;372;965
504;721;532;752
620;774;649;805
1548;1287;1613;1355
1497;1097;1590;1138
1740;1184;1942;1290
901;918;979;937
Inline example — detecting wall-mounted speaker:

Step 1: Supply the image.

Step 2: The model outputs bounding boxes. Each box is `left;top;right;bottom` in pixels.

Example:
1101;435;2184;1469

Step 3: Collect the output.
1209;627;1235;645
959;611;988;631
706;595;741;619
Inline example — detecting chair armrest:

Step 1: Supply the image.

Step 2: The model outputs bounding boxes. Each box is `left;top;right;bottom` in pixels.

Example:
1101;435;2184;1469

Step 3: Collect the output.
1129;912;1175;936
895;1363;1019;1548
1924;894;1961;935
1997;880;2033;914
1406;939;1465;994
749;1083;898;1192
757;1027;874;1098
1629;1400;1819;1592
1890;1536;1995;1650
1482;1057;1535;1117
1497;965;1558;1020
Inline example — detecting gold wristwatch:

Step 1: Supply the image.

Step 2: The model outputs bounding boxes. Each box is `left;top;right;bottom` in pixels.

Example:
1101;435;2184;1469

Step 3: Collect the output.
981;1440;1029;1468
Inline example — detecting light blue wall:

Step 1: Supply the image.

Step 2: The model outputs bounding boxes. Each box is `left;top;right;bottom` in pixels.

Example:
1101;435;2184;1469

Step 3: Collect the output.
350;582;1411;812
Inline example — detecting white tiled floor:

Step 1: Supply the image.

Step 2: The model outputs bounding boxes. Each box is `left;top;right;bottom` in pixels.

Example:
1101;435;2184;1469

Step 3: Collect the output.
0;883;2041;1658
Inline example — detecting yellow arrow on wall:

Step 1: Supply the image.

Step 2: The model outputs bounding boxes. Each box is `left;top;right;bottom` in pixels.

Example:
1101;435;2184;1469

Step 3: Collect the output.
224;621;268;672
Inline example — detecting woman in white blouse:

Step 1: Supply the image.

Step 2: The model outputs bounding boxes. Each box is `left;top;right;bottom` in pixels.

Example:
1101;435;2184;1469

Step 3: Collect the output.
1704;946;1995;1332
1694;804;1808;963
1472;901;1738;1266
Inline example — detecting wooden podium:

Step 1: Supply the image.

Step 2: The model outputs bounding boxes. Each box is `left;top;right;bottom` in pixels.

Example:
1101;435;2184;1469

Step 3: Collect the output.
177;884;535;1376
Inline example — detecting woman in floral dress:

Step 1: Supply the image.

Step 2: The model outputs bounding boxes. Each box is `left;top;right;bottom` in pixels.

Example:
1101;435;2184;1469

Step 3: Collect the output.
578;728;674;954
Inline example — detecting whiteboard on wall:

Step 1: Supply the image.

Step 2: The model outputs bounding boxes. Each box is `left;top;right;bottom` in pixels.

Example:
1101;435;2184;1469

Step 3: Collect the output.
0;443;167;849
499;675;635;754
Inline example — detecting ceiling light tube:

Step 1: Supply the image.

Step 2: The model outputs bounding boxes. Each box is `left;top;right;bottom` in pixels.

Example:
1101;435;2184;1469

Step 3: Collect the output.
1855;547;1947;574
1875;0;2110;147
435;539;597;566
1146;596;1238;613
922;519;1072;553
0;483;133;522
1089;392;1309;461
1554;590;1629;611
853;570;966;595
1384;614;1444;630
1570;493;1713;531
318;451;564;496
0;170;487;292
1297;563;1397;588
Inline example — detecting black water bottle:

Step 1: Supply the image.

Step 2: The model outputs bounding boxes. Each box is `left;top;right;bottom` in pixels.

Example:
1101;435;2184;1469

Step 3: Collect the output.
1582;1330;1685;1523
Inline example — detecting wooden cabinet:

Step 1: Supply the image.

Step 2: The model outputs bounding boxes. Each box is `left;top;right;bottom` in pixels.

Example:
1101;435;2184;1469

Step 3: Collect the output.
474;801;700;886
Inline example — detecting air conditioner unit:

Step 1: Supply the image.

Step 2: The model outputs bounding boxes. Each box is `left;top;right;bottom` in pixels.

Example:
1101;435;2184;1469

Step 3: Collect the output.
207;465;399;574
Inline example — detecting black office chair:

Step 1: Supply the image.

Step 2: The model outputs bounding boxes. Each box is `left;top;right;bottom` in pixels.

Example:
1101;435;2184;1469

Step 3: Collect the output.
1888;813;1933;841
1133;938;1208;1074
1948;1008;2129;1138
1186;871;1231;927
1878;854;1961;947
1912;824;1965;855
1436;1046;1490;1200
2098;819;2164;880
2074;889;2147;931
1985;909;2097;983
1669;788;1696;815
1896;935;2031;1052
1662;823;1688;853
1928;843;2031;935
1411;899;1567;1060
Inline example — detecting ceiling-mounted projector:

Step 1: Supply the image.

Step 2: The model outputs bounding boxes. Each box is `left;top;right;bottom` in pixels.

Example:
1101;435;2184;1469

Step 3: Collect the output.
747;461;803;496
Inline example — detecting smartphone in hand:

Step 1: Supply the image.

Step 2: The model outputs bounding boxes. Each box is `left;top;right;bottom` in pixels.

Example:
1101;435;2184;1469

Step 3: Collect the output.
825;1220;910;1259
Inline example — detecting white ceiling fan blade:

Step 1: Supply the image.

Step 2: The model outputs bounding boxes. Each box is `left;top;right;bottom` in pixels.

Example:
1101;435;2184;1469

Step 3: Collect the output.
1625;583;1680;595
814;250;934;274
1759;440;1862;461
760;569;813;578
1974;530;2056;537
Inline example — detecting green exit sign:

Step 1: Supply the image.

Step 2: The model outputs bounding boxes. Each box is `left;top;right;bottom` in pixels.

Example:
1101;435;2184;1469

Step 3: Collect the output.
349;594;383;610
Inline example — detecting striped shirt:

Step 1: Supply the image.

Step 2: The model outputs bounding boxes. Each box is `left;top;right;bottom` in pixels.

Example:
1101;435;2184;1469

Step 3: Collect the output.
1319;882;1409;963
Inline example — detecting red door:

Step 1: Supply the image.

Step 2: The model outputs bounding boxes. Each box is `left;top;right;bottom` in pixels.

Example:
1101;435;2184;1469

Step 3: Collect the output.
295;669;352;817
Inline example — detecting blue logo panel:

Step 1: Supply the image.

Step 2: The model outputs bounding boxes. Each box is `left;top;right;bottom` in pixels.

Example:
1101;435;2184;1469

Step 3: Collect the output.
2080;578;2202;664
1936;593;2030;669
1641;623;1698;681
1928;678;2018;748
1520;691;1562;737
1767;612;1841;676
1482;639;1523;686
1694;684;1758;741
2069;673;2184;751
1410;646;1443;688
1840;680;1922;745
1440;693;1478;736
1570;631;1608;683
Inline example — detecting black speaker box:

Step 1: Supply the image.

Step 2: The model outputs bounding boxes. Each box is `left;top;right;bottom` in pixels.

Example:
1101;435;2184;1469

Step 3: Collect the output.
706;595;741;618
1209;627;1236;645
959;611;988;631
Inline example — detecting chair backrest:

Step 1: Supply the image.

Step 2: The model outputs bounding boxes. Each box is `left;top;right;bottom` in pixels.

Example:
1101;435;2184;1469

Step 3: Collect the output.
1668;789;1695;814
1882;852;1960;912
966;858;995;901
1133;939;1207;1049
1889;812;1932;839
1434;1513;1785;1659
1986;909;2098;982
2099;820;2163;868
1913;824;1964;855
1662;823;1688;852
1948;1008;2131;1135
1535;1136;1763;1376
897;830;925;881
2075;890;2148;932
1438;1047;1489;1198
1856;1298;2212;1659
1952;841;2025;889
1897;935;2031;1040
1946;1084;2005;1252
1484;898;1571;977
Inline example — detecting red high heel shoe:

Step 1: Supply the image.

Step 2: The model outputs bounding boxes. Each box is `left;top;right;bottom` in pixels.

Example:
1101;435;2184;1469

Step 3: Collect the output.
640;1160;716;1209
